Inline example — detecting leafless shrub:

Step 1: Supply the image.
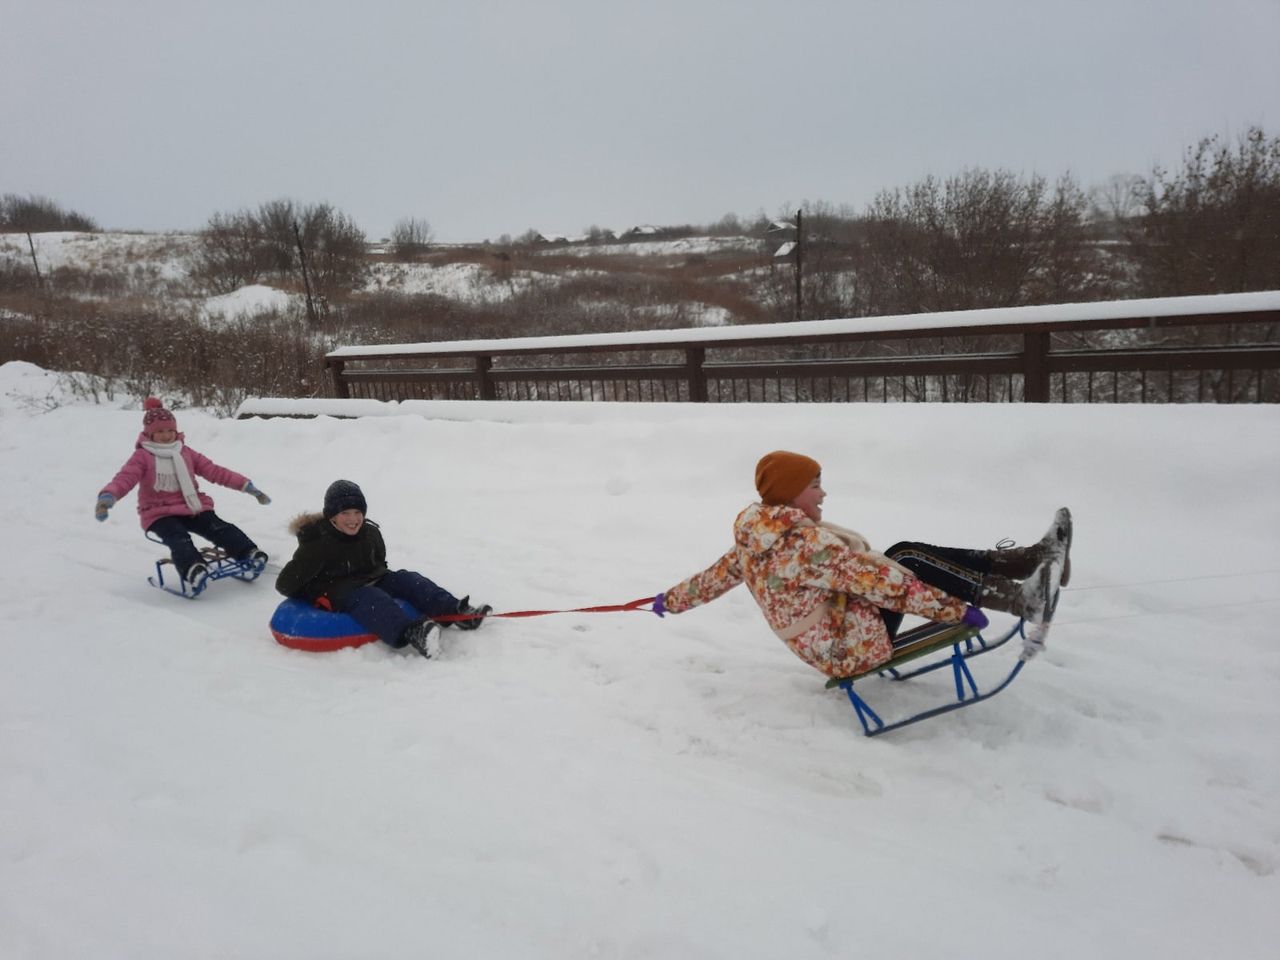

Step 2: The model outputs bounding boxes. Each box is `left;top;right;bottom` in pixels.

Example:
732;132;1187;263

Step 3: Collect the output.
0;297;328;415
390;217;433;259
0;193;99;232
190;199;367;298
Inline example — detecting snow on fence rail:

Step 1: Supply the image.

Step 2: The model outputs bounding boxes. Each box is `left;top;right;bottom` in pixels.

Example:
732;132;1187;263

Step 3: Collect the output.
240;293;1280;416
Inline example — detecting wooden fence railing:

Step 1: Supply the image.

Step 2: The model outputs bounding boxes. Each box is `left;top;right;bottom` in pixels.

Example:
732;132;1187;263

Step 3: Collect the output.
323;292;1280;404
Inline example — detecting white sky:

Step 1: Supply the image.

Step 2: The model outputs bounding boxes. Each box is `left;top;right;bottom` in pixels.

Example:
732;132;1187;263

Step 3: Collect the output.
3;0;1278;242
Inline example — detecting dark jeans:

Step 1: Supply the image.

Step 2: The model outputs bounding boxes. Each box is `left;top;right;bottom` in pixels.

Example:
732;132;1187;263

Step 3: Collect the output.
878;541;992;639
148;511;257;579
335;570;459;647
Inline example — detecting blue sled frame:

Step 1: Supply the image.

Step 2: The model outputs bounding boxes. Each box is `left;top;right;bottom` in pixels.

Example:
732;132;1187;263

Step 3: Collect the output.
829;619;1029;737
146;542;265;598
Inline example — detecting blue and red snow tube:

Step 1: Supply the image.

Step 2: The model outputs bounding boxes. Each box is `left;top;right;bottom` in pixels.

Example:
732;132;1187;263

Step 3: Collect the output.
269;597;420;653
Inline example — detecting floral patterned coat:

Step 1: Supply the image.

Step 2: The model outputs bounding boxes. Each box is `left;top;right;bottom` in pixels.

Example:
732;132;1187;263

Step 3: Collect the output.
662;503;968;678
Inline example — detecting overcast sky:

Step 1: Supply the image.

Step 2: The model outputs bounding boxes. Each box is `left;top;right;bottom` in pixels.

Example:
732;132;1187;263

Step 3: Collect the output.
4;0;1278;242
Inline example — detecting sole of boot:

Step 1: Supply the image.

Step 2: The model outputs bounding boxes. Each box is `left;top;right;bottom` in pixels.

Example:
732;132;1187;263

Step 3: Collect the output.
1054;507;1073;587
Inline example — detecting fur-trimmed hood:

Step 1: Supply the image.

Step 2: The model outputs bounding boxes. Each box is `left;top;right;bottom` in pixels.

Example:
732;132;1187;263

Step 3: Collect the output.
288;511;326;538
287;511;380;543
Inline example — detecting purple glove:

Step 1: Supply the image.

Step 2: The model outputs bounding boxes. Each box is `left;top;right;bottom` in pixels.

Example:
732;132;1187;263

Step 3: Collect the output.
652;593;666;618
962;605;989;629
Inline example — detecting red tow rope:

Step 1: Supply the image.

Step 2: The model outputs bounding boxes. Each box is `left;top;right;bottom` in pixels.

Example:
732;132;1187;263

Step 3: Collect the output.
433;595;658;624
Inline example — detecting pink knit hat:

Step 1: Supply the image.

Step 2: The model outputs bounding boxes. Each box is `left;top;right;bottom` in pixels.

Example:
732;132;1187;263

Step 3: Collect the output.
141;397;178;438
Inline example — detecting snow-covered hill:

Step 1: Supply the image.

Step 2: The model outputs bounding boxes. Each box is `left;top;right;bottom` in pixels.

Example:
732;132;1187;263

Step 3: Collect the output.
2;230;761;324
2;359;1277;958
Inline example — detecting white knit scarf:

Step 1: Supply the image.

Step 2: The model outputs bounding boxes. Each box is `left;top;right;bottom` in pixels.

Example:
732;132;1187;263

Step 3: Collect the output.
141;439;202;513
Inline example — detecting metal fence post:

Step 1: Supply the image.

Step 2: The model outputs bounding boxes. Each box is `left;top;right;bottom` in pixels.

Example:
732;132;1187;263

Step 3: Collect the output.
686;347;707;401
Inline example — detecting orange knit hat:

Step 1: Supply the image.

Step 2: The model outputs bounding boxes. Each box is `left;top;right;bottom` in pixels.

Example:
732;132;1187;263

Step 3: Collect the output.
755;451;821;505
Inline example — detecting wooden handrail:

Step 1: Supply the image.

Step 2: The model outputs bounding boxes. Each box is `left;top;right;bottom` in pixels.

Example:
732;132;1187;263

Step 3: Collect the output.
320;294;1280;405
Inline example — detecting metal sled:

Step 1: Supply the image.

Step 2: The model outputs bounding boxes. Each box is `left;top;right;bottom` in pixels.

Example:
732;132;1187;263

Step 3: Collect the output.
825;618;1030;737
147;543;266;598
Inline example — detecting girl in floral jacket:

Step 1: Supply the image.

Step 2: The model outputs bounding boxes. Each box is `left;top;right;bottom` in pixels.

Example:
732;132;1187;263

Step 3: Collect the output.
656;451;1069;679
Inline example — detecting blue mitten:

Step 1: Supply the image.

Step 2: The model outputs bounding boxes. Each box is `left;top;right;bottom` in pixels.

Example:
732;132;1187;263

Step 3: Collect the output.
94;493;115;522
244;481;271;505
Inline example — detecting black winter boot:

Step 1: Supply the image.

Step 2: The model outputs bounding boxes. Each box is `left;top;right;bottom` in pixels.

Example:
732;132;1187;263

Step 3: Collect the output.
452;595;492;631
400;618;441;658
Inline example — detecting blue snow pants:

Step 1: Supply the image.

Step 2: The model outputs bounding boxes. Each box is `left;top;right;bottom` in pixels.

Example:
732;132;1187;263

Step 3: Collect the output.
335;570;459;647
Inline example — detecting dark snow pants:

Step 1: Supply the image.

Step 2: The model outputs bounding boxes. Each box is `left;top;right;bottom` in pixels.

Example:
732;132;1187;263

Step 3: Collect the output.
148;511;257;579
878;541;992;639
334;570;459;647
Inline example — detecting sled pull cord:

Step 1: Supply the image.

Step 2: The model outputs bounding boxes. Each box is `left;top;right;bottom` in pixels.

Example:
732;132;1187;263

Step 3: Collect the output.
433;596;658;624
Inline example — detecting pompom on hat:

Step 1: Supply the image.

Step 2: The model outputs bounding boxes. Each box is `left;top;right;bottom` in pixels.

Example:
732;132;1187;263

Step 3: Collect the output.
141;397;178;438
755;451;821;505
323;480;368;519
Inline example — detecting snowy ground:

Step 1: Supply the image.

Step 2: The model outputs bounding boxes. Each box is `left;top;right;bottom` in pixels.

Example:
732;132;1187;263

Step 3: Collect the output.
0;231;196;280
2;359;1278;959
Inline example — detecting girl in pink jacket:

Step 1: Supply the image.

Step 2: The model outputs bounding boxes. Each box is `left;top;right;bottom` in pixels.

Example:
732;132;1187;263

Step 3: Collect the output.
95;398;272;589
656;451;1070;679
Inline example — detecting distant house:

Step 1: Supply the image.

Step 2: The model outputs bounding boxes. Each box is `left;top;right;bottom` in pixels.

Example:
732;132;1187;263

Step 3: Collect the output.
620;225;662;240
766;219;797;241
523;231;583;245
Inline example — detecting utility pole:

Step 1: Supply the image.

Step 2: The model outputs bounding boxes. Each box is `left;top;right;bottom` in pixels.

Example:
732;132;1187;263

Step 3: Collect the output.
26;232;43;289
794;208;803;322
293;221;319;323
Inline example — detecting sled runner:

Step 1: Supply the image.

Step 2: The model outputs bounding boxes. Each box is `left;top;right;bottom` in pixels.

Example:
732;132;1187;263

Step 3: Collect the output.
269;597;421;653
828;558;1064;737
827;619;1026;736
147;545;266;598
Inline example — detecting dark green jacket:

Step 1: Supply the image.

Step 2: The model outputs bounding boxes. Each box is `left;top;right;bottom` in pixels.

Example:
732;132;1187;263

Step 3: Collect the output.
276;513;389;606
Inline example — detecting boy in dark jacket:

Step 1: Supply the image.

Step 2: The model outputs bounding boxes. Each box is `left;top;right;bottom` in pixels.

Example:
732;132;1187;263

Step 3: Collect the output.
276;480;490;656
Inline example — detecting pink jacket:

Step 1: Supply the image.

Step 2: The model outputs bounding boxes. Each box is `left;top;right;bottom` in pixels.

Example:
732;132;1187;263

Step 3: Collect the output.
663;503;968;678
100;432;249;531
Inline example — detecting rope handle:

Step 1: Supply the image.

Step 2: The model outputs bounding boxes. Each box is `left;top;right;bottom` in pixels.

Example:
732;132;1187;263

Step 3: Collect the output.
433;595;658;624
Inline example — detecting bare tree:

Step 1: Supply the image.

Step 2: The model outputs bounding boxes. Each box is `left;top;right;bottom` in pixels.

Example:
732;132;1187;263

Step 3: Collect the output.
295;203;367;292
188;210;264;293
1128;126;1280;295
191;199;367;296
854;168;1094;316
390;217;433;258
1089;174;1144;231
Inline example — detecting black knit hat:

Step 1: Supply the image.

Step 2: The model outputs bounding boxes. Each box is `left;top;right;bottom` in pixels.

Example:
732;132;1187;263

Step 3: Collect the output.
323;480;367;519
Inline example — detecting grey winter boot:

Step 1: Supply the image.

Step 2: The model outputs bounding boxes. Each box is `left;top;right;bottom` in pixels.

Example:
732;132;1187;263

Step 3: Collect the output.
978;567;1054;624
988;507;1072;587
